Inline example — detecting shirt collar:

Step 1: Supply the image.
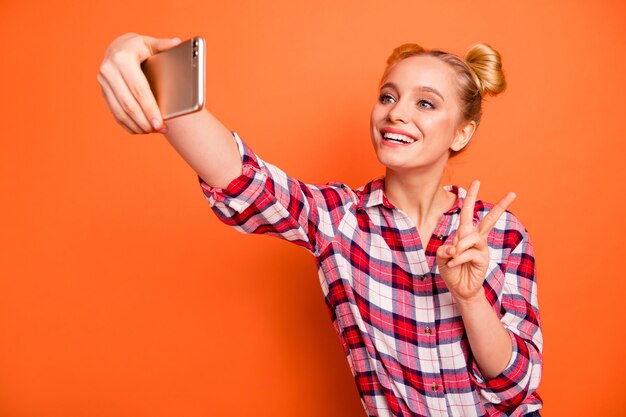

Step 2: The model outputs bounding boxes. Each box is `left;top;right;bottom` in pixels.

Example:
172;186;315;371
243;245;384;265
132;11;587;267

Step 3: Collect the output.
357;178;394;210
442;184;465;215
357;179;467;216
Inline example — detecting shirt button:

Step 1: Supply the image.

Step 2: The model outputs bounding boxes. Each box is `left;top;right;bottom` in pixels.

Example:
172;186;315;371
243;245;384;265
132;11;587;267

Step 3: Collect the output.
424;327;432;335
431;383;439;391
420;274;428;281
436;234;444;240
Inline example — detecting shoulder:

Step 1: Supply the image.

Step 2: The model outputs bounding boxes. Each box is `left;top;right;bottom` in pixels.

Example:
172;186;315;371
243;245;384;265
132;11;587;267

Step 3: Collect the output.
303;180;359;208
353;178;378;201
304;177;384;211
475;200;530;251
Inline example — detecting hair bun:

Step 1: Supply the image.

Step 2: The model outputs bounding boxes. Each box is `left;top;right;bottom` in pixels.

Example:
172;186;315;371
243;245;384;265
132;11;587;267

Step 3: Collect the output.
464;43;506;96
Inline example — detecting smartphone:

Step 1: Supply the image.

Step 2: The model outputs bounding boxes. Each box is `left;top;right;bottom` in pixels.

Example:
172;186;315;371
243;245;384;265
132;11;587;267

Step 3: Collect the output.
141;36;205;120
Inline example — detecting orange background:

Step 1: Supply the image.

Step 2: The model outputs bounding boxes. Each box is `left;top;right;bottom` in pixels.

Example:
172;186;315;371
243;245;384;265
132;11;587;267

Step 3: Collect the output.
1;1;625;416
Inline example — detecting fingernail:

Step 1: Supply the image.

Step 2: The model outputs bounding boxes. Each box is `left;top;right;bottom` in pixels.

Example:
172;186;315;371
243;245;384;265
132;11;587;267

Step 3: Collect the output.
172;37;181;43
446;247;454;256
159;125;168;134
151;119;161;130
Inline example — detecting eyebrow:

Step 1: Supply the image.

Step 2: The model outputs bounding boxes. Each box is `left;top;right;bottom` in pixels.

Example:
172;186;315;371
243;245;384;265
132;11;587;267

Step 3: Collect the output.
381;82;445;102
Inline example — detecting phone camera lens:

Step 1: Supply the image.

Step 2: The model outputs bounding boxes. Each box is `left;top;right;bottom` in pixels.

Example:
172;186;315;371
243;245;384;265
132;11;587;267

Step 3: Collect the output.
193;40;199;47
193;50;199;57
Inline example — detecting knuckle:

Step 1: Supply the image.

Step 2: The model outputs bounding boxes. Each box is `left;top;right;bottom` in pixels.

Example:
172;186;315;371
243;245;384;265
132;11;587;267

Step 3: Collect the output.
110;50;130;66
130;84;149;101
114;112;131;126
109;49;123;61
119;99;137;117
98;62;117;83
98;63;110;79
119;99;131;114
113;110;131;126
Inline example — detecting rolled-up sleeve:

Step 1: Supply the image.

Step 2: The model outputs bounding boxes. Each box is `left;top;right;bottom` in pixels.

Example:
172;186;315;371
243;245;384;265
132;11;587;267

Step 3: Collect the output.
468;220;543;412
199;132;355;255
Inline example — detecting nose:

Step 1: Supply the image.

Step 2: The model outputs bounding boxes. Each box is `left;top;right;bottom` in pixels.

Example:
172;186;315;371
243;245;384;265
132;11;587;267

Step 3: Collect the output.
387;100;410;123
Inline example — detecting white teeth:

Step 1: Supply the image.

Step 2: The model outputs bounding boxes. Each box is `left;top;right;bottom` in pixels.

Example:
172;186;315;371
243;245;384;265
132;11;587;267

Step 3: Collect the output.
383;132;416;144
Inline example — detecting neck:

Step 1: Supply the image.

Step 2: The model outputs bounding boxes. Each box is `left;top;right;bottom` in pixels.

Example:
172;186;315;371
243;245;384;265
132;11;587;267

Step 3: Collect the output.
383;165;455;228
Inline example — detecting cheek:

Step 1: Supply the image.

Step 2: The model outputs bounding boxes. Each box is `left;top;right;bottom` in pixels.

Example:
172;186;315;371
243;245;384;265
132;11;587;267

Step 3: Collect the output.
370;104;387;125
423;113;457;138
369;113;378;139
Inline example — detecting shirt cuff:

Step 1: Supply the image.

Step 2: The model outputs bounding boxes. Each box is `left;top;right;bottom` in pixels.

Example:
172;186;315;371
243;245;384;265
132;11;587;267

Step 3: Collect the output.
198;132;268;214
468;331;531;405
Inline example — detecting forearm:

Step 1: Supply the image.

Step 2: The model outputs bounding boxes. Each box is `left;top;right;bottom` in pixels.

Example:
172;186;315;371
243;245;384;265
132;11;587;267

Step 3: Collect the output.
456;294;512;379
164;109;243;189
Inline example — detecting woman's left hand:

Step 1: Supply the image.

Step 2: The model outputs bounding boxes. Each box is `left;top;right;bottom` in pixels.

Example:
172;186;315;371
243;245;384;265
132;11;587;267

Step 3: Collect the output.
436;180;516;303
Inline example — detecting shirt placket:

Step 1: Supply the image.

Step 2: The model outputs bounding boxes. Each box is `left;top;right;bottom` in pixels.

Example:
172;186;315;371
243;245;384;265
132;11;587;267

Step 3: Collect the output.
429;212;462;417
394;213;448;417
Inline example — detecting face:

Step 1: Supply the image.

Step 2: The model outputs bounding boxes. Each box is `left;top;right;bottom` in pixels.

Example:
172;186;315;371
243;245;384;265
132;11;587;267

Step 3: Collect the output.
370;55;475;174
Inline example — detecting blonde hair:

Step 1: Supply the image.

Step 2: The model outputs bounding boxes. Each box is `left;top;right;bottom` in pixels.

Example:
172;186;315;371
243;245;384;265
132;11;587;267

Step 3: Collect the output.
382;42;506;126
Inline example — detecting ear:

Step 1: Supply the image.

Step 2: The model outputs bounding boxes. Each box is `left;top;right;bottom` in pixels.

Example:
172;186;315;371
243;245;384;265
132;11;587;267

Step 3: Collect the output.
450;120;477;152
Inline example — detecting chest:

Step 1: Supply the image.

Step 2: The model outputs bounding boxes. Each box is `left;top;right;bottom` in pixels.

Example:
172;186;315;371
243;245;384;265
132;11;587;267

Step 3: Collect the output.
322;207;468;369
322;205;508;321
322;207;459;322
350;206;453;273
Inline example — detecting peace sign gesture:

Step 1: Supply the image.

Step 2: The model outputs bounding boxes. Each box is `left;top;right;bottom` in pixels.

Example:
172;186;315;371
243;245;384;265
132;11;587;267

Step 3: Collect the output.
436;180;516;304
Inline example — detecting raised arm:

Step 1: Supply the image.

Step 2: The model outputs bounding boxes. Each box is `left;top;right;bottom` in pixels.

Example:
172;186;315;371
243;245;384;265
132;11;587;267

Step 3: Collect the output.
437;181;542;410
98;33;356;255
97;33;242;188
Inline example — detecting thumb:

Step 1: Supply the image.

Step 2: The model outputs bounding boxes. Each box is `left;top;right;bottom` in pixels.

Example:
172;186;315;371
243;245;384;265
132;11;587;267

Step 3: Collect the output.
144;36;182;56
436;244;456;261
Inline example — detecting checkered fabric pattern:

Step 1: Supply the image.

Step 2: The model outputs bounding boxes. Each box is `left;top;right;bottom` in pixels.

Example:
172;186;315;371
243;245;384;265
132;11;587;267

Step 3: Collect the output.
200;133;543;417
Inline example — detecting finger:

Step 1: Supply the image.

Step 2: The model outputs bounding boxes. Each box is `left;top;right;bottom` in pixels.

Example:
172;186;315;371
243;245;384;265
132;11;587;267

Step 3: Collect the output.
99;75;142;133
99;75;143;134
478;191;517;236
436;244;456;261
117;59;164;131
460;180;480;228
143;36;182;57
446;248;483;268
109;36;182;69
100;63;153;132
452;231;485;255
119;36;181;130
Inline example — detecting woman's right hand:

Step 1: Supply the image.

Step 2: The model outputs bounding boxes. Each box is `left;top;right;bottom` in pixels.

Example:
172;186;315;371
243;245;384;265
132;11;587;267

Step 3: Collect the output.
97;33;181;134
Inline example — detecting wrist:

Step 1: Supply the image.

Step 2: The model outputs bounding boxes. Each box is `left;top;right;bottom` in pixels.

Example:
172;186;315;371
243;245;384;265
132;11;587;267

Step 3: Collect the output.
453;291;489;312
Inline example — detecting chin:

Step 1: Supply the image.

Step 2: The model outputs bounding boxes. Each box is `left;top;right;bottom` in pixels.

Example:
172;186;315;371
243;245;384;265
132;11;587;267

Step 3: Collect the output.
373;144;408;166
375;153;413;172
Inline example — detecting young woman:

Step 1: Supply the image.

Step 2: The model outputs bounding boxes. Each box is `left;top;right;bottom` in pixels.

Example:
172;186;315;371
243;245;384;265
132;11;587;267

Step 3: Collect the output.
98;33;543;417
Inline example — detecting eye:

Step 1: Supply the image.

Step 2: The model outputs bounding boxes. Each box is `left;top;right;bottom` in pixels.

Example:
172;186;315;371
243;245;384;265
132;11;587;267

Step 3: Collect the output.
378;93;396;104
417;99;435;109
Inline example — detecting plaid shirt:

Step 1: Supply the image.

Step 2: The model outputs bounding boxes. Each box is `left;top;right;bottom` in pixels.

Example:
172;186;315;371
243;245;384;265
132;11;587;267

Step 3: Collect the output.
200;133;543;417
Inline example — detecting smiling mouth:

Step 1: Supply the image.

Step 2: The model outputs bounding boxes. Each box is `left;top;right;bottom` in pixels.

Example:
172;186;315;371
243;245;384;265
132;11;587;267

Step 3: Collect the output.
382;132;416;144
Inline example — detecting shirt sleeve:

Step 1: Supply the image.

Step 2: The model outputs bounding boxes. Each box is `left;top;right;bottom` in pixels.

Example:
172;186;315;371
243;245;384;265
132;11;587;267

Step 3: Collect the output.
199;132;356;256
467;213;543;411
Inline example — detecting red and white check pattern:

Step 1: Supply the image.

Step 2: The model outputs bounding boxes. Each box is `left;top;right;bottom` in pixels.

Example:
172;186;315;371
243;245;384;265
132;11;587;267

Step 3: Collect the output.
200;133;543;417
